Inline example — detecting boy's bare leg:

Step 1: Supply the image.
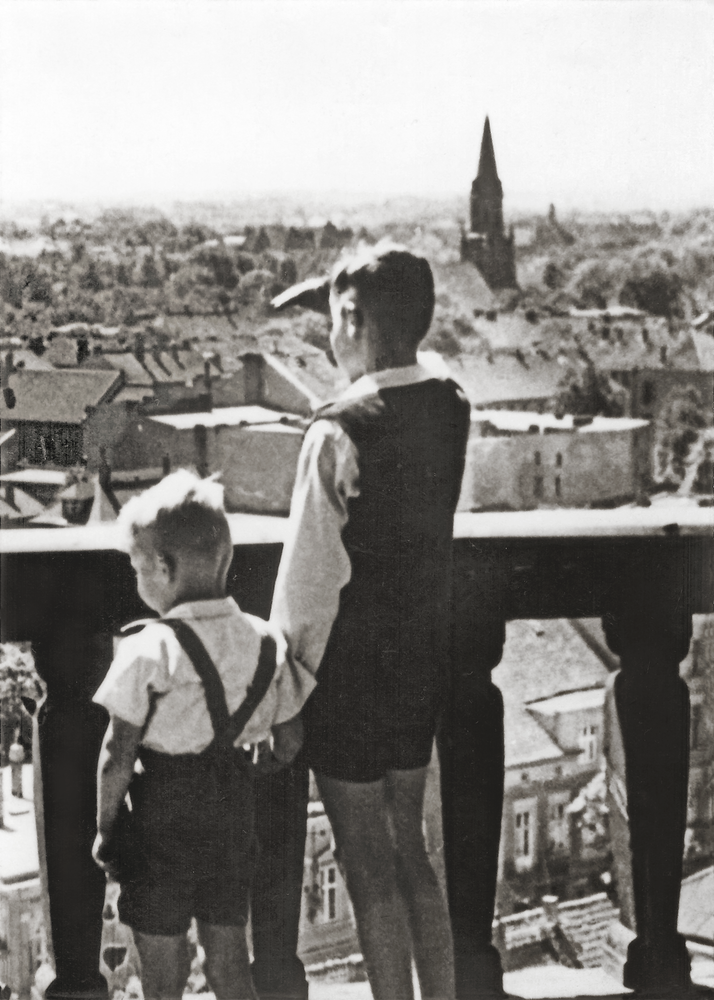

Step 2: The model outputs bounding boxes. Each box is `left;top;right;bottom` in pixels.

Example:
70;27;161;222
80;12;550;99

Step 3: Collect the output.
316;772;414;1000
133;931;190;1000
197;921;258;1000
387;767;456;1000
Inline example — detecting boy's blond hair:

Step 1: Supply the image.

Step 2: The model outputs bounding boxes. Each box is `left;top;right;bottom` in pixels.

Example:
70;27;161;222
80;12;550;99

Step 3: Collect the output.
118;469;231;570
331;241;435;351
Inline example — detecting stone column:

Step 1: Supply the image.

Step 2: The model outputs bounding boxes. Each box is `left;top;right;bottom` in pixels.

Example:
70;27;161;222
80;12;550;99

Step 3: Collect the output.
603;556;693;995
438;544;507;1000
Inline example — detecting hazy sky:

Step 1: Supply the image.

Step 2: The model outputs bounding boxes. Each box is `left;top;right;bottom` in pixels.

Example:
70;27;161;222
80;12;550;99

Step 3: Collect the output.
1;0;712;212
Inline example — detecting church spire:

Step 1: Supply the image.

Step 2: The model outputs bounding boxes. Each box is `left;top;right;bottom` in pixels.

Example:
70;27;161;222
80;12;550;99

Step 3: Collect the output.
477;116;500;184
461;116;516;289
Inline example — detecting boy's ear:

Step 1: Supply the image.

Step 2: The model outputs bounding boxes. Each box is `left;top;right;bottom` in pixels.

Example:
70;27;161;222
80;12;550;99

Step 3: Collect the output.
158;551;176;580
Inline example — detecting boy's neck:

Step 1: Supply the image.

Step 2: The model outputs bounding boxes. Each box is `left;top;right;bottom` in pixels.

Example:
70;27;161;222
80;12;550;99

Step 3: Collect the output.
363;348;419;377
167;581;227;611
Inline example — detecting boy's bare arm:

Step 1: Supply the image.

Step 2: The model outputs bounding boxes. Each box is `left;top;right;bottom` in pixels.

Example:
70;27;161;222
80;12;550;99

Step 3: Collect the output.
93;715;142;870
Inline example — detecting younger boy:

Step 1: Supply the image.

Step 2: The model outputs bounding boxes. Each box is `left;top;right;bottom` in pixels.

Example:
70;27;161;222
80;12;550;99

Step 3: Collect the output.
270;243;471;1000
92;470;313;1000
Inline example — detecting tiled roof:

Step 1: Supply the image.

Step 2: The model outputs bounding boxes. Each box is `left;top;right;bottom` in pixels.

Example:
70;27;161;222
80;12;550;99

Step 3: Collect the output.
84;352;153;386
112;386;155;404
265;349;344;404
0;486;44;518
679;865;714;943
492;619;611;768
0;369;122;424
449;352;565;408
8;350;55;372
432;261;498;314
140;349;216;384
0;495;18;518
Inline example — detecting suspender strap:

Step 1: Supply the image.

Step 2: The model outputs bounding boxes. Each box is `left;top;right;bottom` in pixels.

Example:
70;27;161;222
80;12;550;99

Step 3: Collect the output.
225;633;278;745
159;618;278;749
161;618;232;746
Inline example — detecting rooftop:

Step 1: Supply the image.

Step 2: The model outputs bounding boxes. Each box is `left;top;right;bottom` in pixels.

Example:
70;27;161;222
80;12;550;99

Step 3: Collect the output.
471;410;649;435
492;619;611;768
528;687;606;716
679;866;714;944
449;352;565;408
148;404;304;431
0;469;68;485
0;369;122;424
83;352;154;386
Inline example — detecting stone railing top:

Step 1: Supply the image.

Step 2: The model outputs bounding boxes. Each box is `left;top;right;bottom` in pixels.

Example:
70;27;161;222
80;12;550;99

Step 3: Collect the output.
1;505;712;555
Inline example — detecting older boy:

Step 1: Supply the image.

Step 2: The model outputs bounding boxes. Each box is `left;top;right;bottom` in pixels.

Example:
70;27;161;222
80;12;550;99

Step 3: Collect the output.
270;244;471;1000
92;470;313;1000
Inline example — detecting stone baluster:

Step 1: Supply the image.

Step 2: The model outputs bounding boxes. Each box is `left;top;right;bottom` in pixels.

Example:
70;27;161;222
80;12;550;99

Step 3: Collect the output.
439;545;507;1000
32;626;113;1000
603;556;694;995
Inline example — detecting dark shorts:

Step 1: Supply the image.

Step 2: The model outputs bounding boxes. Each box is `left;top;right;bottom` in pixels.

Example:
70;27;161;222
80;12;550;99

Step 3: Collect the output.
117;747;255;936
303;717;435;783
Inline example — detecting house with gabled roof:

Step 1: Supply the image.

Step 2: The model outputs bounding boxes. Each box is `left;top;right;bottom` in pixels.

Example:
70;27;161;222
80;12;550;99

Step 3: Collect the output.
0;368;129;470
491;618;614;914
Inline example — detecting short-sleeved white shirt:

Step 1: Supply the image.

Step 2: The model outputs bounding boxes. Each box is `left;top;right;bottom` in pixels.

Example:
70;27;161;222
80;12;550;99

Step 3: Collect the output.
93;597;315;755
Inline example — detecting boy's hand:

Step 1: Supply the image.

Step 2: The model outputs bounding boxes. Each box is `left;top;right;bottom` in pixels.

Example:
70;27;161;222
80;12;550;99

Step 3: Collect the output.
272;713;304;765
92;831;118;880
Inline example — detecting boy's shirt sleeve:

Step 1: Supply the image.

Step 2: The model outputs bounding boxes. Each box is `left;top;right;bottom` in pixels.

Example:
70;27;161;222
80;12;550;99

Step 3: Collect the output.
270;418;359;678
93;628;171;728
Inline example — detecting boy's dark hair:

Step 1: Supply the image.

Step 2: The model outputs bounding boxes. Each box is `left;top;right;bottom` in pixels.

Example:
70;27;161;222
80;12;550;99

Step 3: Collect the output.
118;469;231;570
331;242;435;351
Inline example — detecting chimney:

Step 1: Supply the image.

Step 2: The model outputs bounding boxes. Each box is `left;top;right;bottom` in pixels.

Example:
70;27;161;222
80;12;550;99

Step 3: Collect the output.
6;482;15;508
134;332;145;365
162;453;171;477
193;424;209;479
171;344;182;368
542;895;560;925
98;446;111;493
241;353;264;406
203;359;213;412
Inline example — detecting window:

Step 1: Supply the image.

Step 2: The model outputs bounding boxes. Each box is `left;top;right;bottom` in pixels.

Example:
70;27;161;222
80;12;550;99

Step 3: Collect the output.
515;811;530;856
579;724;599;763
326;866;337;920
534;451;542;466
555;475;562;499
548;793;570;855
513;798;537;871
641;381;655;406
534;476;544;499
555;452;563;468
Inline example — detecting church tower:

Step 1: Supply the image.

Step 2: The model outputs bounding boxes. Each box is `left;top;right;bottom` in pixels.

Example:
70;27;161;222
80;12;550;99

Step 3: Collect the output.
461;117;517;289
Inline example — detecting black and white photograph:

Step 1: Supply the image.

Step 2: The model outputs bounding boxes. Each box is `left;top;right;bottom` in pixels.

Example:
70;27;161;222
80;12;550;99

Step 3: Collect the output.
1;3;713;999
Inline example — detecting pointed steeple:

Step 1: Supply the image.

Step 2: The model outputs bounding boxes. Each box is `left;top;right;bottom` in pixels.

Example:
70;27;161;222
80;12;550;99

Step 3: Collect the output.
477;117;500;184
462;116;516;289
